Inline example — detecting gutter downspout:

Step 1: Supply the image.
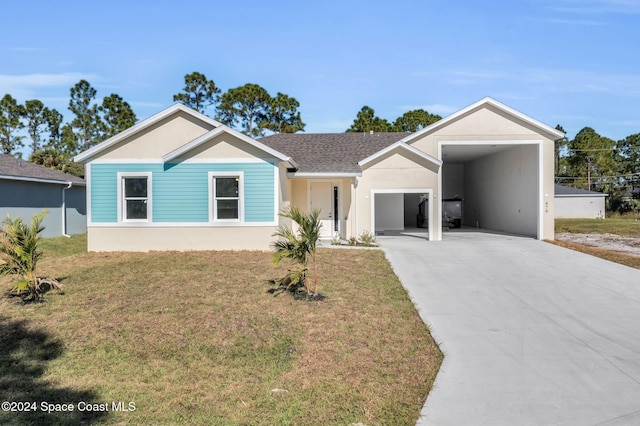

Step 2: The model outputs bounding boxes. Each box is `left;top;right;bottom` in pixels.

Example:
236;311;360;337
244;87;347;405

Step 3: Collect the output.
62;182;72;238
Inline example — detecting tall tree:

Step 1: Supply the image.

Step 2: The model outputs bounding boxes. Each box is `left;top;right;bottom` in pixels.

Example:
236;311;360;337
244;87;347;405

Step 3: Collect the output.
44;108;64;148
0;94;25;156
30;107;83;176
218;83;271;138
554;124;569;179
99;94;137;138
567;127;616;191
392;109;441;132
69;80;103;151
346;106;392;133
173;71;221;114
262;92;305;134
23;99;49;153
617;133;640;176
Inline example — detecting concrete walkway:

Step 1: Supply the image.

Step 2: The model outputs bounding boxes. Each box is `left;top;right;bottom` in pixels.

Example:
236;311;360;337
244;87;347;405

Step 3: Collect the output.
380;230;640;426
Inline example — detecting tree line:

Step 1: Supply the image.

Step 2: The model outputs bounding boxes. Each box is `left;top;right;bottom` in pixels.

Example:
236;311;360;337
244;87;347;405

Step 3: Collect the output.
555;125;640;214
0;72;306;176
173;72;305;137
345;105;442;133
0;81;137;176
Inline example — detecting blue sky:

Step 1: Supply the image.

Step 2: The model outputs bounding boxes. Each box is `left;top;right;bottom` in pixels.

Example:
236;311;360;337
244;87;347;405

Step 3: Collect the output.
3;0;640;151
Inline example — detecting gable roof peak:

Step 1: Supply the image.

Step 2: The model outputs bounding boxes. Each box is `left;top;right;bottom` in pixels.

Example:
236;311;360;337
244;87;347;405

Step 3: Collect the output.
401;97;565;143
74;103;223;163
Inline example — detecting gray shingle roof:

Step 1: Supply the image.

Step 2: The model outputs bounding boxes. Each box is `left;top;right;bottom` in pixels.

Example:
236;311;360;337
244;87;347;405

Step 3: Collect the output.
554;184;605;196
259;132;408;173
0;154;85;184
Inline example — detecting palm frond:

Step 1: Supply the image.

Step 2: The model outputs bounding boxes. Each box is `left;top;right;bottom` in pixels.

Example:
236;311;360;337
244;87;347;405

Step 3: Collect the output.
0;211;58;302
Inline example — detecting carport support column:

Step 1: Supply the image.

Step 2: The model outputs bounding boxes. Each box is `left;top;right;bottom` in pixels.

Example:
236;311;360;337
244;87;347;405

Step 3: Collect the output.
354;177;359;238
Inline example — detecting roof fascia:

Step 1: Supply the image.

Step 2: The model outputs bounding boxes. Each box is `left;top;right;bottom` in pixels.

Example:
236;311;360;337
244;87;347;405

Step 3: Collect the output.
401;97;565;143
0;174;86;186
74;104;222;163
358;141;442;168
287;172;362;179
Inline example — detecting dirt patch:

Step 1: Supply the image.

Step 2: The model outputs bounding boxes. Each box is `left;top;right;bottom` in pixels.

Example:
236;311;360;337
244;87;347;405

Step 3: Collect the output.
556;233;640;257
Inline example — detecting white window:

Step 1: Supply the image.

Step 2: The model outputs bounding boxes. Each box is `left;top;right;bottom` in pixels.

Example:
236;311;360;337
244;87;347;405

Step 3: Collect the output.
209;172;243;222
118;172;152;222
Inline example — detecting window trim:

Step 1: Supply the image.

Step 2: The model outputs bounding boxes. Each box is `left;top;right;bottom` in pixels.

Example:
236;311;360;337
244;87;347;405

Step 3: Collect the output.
208;171;244;223
117;172;152;223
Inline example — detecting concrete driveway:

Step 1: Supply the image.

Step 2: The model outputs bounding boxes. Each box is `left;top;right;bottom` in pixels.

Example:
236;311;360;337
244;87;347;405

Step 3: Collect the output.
380;230;640;426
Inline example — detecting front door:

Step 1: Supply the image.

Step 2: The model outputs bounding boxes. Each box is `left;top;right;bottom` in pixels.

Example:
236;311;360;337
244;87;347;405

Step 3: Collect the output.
310;182;334;238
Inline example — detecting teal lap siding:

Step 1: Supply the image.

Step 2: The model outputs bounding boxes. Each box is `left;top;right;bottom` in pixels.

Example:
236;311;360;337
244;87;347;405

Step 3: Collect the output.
90;162;275;223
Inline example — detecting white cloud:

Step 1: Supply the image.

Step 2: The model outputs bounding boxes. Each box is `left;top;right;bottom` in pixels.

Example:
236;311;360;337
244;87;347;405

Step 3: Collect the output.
541;18;605;25
0;72;97;90
545;0;640;14
444;67;640;98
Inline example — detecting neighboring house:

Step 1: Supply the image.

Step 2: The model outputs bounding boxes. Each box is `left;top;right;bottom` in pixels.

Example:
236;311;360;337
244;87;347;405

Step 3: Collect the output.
74;98;563;251
0;154;86;238
554;184;607;218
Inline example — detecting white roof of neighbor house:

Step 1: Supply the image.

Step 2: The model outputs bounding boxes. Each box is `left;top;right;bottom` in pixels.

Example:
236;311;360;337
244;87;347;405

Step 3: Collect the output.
555;184;607;197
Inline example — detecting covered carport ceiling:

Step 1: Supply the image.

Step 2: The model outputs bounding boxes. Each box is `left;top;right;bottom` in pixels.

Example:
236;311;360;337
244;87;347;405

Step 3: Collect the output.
441;144;513;163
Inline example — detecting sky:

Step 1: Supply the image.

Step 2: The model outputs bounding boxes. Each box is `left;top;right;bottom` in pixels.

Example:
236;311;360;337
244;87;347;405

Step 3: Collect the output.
2;0;640;155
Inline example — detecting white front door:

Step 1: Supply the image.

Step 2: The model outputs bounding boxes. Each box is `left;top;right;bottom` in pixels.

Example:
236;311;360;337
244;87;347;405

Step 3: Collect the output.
310;181;334;238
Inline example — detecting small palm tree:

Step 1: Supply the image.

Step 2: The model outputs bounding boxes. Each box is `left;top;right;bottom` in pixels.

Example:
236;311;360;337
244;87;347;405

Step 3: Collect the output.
271;207;322;295
0;211;62;302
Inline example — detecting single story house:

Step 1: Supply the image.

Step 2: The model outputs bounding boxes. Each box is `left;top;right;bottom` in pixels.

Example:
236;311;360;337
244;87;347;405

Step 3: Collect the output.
554;184;607;218
74;97;563;251
0;154;86;238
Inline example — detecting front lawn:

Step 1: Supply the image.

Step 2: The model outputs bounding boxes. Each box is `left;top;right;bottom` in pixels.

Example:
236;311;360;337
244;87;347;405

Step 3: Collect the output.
555;218;640;236
0;237;441;425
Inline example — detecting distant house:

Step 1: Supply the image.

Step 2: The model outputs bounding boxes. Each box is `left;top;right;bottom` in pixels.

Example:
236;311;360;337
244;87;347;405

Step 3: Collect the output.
74;98;563;251
554;184;607;219
0;154;86;237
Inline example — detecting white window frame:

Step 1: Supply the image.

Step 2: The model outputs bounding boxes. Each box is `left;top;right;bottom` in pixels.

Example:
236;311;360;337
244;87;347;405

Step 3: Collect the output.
208;171;244;223
117;172;152;223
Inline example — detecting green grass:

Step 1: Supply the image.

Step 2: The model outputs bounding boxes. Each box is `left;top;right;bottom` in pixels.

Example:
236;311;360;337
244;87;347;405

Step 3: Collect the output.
0;237;442;425
40;233;87;258
555;218;640;236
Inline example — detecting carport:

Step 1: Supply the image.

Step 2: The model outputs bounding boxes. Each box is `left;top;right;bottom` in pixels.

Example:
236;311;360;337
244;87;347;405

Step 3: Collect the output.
439;141;542;239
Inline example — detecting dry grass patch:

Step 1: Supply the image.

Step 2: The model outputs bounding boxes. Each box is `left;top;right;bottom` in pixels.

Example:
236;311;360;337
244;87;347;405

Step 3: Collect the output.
548;239;640;270
1;243;441;425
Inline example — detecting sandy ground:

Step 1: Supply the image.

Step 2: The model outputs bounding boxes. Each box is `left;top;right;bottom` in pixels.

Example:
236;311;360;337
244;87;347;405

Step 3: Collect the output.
555;233;640;257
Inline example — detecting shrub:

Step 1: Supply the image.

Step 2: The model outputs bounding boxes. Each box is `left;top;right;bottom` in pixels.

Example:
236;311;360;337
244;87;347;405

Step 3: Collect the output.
358;230;377;247
270;207;322;297
0;211;62;302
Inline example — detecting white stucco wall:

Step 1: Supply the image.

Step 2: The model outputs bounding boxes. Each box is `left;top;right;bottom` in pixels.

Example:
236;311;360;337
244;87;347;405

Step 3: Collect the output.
463;145;539;237
555;196;605;218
